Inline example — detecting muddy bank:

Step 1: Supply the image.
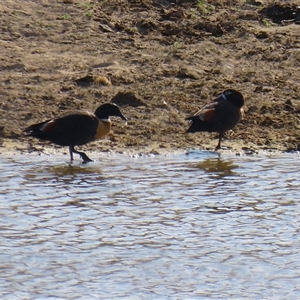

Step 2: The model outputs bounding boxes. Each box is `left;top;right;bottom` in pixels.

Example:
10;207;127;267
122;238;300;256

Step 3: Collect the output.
0;0;299;156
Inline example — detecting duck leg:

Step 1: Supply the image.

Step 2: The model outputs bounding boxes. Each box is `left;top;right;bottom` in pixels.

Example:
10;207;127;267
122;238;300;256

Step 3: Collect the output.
215;133;224;151
69;146;74;162
69;145;93;163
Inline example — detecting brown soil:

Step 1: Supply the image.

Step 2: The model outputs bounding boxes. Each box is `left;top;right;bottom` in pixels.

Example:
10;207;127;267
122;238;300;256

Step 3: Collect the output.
0;0;300;156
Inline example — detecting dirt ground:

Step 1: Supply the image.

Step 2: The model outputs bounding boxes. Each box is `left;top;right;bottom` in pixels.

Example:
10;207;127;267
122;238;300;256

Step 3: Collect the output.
0;0;300;157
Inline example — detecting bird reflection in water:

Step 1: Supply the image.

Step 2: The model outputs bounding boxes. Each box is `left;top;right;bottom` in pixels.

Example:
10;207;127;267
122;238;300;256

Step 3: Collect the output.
24;163;106;187
191;157;238;178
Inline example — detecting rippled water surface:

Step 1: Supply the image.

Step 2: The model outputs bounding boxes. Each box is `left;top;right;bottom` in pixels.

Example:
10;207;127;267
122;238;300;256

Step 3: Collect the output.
1;150;300;299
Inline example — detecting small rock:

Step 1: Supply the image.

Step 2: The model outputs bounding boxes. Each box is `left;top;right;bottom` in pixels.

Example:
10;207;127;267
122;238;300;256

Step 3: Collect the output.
284;100;295;112
111;91;146;107
177;67;201;79
247;105;259;114
94;76;112;86
74;75;94;87
75;75;112;87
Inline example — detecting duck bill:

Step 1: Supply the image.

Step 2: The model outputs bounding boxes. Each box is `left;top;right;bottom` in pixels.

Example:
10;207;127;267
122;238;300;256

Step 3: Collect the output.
214;93;226;102
119;113;128;121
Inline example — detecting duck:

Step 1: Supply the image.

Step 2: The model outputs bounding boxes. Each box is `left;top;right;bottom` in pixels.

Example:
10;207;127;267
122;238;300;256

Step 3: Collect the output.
24;103;127;163
186;89;244;150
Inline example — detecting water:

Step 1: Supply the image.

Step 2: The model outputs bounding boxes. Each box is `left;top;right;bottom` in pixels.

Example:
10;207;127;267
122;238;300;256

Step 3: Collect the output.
1;150;300;299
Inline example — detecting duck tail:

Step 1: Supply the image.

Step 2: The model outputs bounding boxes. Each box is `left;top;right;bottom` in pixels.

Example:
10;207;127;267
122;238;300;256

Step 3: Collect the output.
186;118;210;133
23;120;50;137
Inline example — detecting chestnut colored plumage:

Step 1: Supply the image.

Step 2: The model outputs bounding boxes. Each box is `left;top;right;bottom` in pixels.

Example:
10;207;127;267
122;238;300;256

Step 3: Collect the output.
24;103;127;163
186;89;244;150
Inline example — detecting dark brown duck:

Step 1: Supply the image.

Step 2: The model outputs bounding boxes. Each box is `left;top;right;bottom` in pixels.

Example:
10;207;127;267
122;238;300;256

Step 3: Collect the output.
186;89;244;150
24;103;127;163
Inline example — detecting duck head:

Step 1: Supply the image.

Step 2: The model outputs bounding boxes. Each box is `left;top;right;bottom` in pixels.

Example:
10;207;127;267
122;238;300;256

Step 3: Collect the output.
95;103;128;121
214;89;244;108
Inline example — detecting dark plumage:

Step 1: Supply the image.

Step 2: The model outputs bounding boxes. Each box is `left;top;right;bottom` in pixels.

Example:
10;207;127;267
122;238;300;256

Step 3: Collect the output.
186;89;244;150
24;103;127;163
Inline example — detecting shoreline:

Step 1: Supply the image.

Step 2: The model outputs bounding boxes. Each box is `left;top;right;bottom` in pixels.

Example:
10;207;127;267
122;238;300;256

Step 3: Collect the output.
0;1;299;157
1;138;297;159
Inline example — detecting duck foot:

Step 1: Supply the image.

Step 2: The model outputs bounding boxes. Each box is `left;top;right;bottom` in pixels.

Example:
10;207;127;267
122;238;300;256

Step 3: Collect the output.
69;146;93;163
77;152;93;164
215;146;231;151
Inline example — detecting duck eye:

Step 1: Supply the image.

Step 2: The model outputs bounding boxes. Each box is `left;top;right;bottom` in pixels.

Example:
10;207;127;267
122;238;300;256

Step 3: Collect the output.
225;91;232;96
